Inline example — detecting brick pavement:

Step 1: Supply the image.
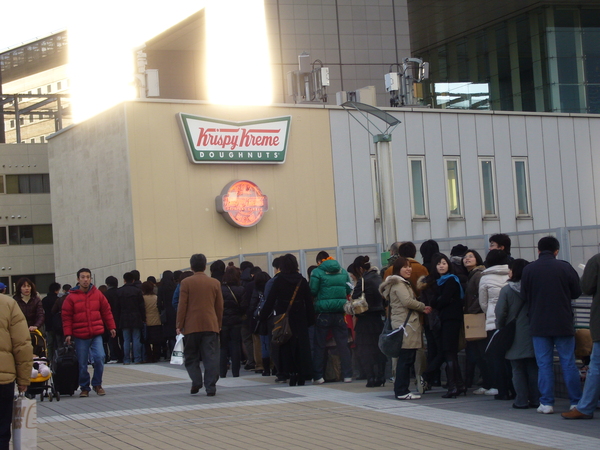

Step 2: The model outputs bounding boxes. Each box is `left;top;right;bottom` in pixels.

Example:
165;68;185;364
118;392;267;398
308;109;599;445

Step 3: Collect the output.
18;362;600;450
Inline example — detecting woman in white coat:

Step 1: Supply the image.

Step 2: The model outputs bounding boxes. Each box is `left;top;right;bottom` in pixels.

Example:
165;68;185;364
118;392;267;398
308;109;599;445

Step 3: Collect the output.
478;249;512;400
379;257;431;400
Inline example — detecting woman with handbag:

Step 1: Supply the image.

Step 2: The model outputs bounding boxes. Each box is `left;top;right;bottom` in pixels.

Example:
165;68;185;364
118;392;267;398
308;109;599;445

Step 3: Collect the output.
259;254;315;386
249;271;273;376
379;257;432;400
495;259;539;409
349;256;387;388
220;263;247;378
462;249;493;394
421;253;466;398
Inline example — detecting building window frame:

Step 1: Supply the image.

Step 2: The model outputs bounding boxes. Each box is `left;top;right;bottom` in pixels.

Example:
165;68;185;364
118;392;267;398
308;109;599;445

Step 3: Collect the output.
444;157;464;219
478;157;498;218
513;157;532;218
0;174;5;194
407;156;429;220
0;226;7;245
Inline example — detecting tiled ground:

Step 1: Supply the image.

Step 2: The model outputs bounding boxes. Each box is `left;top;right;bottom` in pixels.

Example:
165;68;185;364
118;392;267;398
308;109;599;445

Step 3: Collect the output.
19;363;600;450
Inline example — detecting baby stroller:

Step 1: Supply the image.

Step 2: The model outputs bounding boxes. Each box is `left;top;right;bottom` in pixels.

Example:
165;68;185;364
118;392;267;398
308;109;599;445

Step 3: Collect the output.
26;329;59;401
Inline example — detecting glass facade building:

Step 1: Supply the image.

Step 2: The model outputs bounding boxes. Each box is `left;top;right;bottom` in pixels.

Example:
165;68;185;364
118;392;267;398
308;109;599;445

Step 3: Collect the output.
413;5;600;113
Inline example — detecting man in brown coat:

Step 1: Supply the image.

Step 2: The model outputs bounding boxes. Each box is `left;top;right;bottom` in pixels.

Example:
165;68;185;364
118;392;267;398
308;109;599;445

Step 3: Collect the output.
176;253;224;396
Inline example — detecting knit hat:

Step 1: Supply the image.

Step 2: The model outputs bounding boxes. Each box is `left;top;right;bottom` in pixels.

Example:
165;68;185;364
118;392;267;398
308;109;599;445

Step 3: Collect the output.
450;244;468;257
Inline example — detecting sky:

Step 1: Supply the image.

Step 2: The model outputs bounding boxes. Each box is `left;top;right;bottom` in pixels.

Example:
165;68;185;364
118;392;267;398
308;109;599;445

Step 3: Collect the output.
1;3;68;51
1;1;272;118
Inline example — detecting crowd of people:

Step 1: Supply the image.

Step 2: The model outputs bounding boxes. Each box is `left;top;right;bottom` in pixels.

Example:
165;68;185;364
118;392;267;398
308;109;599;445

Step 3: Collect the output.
1;232;599;447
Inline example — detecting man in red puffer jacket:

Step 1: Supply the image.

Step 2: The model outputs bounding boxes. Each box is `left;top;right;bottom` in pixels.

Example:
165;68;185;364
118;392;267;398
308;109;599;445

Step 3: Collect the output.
62;268;116;398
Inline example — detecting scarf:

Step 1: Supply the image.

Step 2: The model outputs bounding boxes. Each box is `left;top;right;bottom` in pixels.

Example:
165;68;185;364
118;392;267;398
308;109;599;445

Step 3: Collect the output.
436;274;464;299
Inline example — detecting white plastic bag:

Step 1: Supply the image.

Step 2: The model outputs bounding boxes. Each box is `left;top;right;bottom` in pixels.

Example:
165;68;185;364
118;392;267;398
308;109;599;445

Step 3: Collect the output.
13;393;37;450
170;334;185;365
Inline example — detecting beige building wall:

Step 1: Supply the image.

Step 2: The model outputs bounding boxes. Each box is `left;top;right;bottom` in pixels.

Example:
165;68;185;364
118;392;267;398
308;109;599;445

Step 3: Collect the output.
48;100;339;284
125;101;338;278
0;143;54;286
48;105;136;286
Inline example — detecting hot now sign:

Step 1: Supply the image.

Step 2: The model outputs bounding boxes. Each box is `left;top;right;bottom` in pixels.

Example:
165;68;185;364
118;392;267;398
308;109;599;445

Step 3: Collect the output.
178;113;292;164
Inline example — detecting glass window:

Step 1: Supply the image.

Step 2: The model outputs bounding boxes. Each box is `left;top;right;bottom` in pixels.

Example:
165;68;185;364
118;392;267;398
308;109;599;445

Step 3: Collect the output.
408;157;428;219
0;227;6;245
4;175;50;194
479;158;497;217
0;175;4;194
8;225;53;245
445;158;463;217
513;158;531;217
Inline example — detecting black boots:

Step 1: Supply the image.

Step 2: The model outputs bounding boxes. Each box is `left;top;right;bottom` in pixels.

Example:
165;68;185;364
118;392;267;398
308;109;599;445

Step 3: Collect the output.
262;358;271;376
441;355;467;398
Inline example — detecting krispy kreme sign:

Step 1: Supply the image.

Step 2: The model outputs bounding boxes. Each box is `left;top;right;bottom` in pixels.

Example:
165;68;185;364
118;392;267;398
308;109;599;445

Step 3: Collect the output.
178;114;291;164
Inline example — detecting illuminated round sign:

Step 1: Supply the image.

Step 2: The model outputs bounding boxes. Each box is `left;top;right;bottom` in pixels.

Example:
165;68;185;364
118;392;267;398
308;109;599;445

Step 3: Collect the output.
215;180;268;227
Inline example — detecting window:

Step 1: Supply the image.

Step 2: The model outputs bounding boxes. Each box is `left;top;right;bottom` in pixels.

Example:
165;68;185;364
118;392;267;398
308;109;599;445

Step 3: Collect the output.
57;81;62;90
408;157;429;219
0;175;4;193
5;174;50;193
479;158;497;217
513;158;531;217
8;225;53;245
444;158;463;218
47;84;52;93
0;227;6;245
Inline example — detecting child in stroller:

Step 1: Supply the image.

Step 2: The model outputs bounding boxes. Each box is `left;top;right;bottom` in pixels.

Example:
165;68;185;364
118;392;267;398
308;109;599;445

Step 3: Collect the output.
26;329;59;401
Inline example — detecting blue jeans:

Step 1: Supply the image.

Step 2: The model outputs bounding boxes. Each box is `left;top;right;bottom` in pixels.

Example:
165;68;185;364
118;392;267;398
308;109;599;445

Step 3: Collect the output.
75;335;105;391
122;328;143;364
532;335;582;406
577;341;600;415
312;313;352;380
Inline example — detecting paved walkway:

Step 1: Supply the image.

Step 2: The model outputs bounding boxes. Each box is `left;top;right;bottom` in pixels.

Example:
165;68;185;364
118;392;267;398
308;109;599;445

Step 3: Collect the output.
23;363;600;450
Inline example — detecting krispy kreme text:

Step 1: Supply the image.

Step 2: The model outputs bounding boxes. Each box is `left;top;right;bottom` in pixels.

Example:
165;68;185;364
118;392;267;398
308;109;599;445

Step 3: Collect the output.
178;114;291;164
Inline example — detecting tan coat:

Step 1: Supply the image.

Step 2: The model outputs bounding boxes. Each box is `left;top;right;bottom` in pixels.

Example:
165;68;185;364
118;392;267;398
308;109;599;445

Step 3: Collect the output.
379;275;425;349
176;272;224;334
143;294;161;327
383;258;428;294
0;294;33;385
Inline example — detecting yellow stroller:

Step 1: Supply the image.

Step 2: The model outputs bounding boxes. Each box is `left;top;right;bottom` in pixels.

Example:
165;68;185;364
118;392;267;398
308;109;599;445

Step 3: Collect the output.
26;329;59;401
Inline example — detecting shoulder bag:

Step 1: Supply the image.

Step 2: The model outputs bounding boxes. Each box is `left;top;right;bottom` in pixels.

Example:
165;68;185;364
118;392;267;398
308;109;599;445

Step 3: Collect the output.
344;277;369;315
378;304;412;358
485;299;526;356
271;281;302;345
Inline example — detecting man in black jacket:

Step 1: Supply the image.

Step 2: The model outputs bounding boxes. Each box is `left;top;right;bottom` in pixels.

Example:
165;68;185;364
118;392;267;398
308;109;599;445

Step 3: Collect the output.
115;272;146;364
104;276;123;363
521;236;582;414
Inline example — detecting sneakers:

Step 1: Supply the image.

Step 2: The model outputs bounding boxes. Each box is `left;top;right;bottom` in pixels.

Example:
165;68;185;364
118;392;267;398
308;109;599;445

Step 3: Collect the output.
397;393;422;400
343;378;352;383
93;386;105;396
79;390;89;398
537;404;554;414
313;378;325;385
561;407;593;420
473;387;487;395
107;360;118;364
484;388;499;396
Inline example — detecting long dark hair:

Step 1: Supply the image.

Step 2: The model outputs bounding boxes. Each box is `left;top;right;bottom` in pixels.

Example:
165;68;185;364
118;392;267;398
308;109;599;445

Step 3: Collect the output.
14;277;38;300
430;253;453;279
160;270;176;289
